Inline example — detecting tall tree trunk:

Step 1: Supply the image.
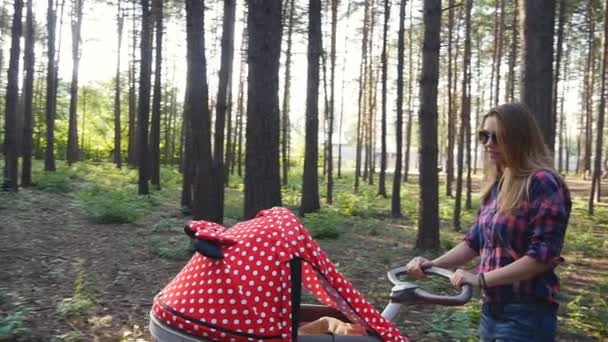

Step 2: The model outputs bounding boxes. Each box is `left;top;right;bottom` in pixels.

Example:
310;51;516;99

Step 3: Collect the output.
67;0;84;165
355;0;370;192
300;0;321;215
327;0;338;203
233;25;247;179
45;0;57;171
337;2;350;179
505;0;518;102
281;0;294;186
552;0;566;157
559;45;570;174
404;2;414;183
391;0;407;218
114;1;124;168
3;0;23;191
583;2;595;178
137;0;153;195
445;0;454;197
21;0;35;187
185;0;215;220
493;0;505;106
244;0;282;219
128;0;138;166
149;0;163;188
454;0;472;229
416;0;441;251
212;0;236;222
378;0;389;197
521;0;555;152
589;0;608;213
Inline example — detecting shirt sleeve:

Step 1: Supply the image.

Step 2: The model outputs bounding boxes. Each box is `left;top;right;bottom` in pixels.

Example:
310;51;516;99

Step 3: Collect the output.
525;170;571;265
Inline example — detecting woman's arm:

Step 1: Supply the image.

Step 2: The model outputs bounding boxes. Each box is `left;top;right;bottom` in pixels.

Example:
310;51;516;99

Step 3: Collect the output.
431;241;478;269
483;255;550;287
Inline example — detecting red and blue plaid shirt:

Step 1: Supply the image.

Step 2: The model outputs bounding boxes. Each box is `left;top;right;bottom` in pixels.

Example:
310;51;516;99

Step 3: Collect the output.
464;169;571;305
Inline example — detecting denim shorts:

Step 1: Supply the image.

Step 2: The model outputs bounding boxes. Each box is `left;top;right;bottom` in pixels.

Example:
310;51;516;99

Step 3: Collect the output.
480;302;558;342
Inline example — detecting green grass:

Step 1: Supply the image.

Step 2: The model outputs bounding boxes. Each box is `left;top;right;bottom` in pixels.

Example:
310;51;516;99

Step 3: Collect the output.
0;289;30;340
57;271;96;319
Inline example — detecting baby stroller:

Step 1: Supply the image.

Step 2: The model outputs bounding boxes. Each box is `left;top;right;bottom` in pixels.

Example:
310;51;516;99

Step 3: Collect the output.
150;207;471;342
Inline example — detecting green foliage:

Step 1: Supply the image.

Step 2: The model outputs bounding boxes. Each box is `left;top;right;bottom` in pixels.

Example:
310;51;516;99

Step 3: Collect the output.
301;209;347;239
563;278;608;338
34;171;74;193
57;271;95;319
149;218;194;260
78;186;146;224
0;309;29;340
0;289;30;340
426;305;480;342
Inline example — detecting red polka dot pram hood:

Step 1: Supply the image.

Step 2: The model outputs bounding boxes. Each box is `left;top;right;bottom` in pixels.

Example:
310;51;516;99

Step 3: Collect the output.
151;207;406;341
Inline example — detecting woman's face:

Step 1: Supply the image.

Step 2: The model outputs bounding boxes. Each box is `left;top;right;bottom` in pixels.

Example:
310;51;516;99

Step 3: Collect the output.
480;116;505;167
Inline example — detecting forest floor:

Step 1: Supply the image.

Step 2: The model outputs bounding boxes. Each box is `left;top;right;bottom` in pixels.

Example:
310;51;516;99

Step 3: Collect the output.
0;162;607;341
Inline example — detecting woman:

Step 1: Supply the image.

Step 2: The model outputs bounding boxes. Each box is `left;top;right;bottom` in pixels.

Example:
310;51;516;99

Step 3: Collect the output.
406;103;571;341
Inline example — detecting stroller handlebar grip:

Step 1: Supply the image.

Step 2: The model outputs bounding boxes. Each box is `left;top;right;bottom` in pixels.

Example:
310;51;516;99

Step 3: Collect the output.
387;266;473;306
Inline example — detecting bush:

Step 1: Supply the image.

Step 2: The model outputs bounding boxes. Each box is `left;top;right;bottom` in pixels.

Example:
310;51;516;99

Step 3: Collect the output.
301;209;346;239
0;309;29;340
78;186;144;224
149;235;194;261
34;172;73;193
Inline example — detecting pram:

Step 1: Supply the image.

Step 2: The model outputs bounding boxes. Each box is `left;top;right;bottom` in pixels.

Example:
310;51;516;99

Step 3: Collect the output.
150;207;472;342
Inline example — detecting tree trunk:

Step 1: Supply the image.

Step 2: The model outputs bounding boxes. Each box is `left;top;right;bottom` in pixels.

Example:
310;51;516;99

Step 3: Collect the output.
137;0;153;195
45;0;57;171
2;0;23;191
521;0;555;152
505;0;518;102
300;0;321;216
355;0;370;193
404;2;414;183
327;0;338;203
128;0;138;166
281;0;294;187
445;0;454;197
337;2;350;179
589;0;608;213
67;0;84;165
185;0;215;220
453;0;471;231
493;0;505;106
244;0;282;219
114;1;124;168
21;0;35;187
552;0;566;159
212;0;235;221
233;25;247;179
583;2;595;178
416;0;441;252
558;44;571;175
378;0;389;198
149;0;163;188
391;0;407;218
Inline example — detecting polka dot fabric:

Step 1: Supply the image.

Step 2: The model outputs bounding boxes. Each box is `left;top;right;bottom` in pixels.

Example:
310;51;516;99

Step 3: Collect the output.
151;207;406;342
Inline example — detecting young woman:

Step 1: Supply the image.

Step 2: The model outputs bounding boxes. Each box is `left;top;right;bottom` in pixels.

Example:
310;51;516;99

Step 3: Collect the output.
406;103;571;341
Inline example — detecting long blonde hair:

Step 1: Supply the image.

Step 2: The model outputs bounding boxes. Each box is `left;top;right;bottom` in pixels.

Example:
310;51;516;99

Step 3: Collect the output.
480;103;555;213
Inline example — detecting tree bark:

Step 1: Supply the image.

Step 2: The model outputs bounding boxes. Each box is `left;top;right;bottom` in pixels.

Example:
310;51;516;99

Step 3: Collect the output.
137;0;153;195
391;0;407;218
149;0;163;188
67;0;84;165
445;0;454;197
552;0;566;158
21;0;35;187
114;1;124;168
404;2;414;183
589;0;608;213
326;0;338;203
454;0;472;228
355;0;370;193
521;0;555;152
416;0;441;251
45;0;57;171
3;0;23;191
378;0;389;198
244;0;282;219
281;0;294;187
300;0;321;216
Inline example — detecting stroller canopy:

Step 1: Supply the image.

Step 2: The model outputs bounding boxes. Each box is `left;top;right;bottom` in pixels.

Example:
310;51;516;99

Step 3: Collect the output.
152;207;405;342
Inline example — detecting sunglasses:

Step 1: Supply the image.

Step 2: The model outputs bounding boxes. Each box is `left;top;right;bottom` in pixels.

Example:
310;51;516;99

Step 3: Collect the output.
478;130;499;145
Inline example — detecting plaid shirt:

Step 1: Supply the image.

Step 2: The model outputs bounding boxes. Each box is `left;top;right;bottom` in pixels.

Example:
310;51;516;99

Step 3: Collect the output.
464;169;571;305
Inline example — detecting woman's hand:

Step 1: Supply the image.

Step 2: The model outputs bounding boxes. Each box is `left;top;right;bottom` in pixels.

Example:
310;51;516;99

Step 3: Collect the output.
450;269;479;288
405;256;434;279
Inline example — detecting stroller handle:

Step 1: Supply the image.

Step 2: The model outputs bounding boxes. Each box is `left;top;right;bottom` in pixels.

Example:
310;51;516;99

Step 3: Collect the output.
386;266;473;306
